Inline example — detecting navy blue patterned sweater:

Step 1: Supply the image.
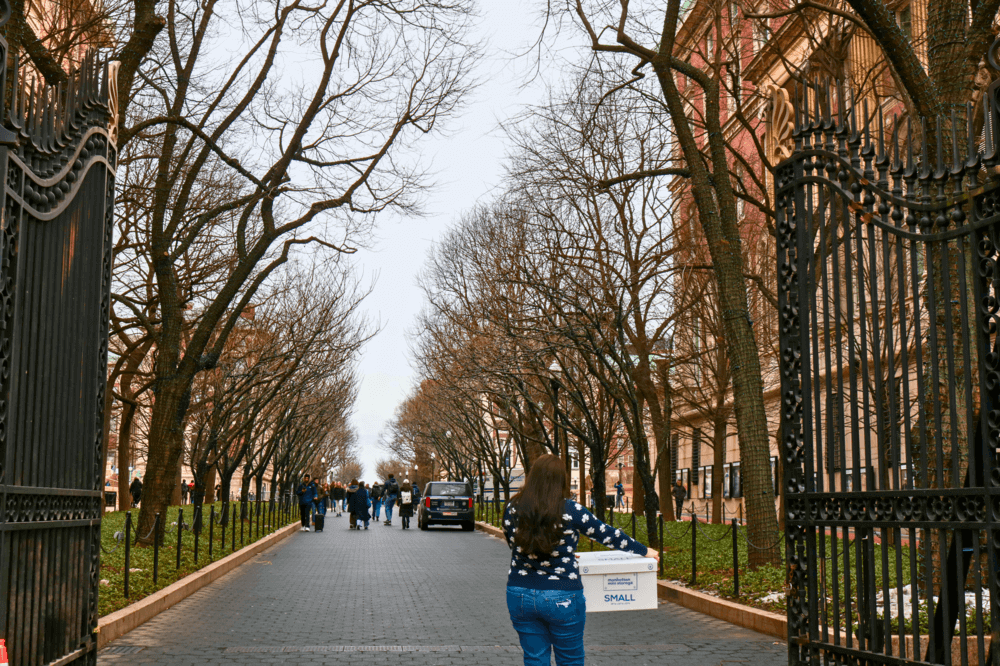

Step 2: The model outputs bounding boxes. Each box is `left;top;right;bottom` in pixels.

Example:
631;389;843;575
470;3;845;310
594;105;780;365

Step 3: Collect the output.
503;498;649;590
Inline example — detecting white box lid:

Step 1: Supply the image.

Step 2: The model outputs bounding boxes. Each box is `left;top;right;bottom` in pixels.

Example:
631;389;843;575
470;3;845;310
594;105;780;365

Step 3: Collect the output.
577;551;657;575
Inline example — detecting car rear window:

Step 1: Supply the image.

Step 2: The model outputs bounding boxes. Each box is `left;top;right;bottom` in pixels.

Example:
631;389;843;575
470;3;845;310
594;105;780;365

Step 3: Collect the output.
429;483;470;496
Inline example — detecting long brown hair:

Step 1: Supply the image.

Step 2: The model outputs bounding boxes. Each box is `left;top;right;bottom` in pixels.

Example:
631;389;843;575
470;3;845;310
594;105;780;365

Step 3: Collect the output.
509;454;568;556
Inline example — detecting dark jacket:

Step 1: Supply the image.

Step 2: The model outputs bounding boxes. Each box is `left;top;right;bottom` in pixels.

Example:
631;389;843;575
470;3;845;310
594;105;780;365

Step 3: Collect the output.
383;477;399;498
129;478;143;500
349;486;370;520
296;481;317;505
672;483;687;502
412;485;422;504
331;486;345;501
370;483;383;500
614;482;624;497
345;483;359;511
398;488;414;518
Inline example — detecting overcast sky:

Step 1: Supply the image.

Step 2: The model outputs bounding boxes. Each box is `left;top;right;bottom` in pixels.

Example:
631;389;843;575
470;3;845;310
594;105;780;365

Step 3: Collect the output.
346;0;580;482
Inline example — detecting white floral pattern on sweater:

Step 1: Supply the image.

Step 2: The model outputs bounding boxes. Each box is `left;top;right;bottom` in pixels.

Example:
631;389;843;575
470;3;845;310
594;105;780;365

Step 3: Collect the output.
503;499;647;590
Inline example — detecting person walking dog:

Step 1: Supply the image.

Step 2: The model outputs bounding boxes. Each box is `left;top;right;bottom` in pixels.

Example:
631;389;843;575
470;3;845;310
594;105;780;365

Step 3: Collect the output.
382;474;399;526
672;479;687;521
502;454;658;666
295;474;317;531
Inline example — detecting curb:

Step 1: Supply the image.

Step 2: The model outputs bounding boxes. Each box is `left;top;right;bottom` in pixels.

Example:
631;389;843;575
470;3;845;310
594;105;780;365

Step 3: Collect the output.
655;580;786;639
97;521;299;649
474;521;786;640
475;521;505;540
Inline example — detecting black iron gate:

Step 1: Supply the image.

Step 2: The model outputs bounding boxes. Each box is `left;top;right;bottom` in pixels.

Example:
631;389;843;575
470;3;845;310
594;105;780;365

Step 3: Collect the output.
0;3;118;664
776;43;1000;666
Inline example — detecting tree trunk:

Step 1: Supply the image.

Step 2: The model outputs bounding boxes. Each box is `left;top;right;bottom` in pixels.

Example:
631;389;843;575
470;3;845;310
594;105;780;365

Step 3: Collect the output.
135;379;191;545
633;463;645;517
116;402;136;512
171;464;182;506
591;461;607;522
205;466;217;504
712;419;725;524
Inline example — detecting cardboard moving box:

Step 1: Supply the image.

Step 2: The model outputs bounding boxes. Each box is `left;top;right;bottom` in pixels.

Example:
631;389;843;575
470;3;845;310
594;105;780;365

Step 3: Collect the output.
577;551;658;612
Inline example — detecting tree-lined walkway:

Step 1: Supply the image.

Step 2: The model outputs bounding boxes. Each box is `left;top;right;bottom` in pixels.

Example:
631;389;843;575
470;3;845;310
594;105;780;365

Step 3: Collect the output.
99;514;784;665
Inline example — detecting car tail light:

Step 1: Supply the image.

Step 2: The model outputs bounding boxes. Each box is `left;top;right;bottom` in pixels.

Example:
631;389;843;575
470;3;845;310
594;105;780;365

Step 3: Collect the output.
425;497;431;508
468;497;474;509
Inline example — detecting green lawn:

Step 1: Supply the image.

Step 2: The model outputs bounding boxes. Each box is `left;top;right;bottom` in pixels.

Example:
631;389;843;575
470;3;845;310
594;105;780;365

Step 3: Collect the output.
99;501;297;617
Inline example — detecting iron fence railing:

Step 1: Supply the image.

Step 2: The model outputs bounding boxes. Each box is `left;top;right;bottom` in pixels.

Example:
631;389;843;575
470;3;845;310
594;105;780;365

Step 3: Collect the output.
103;496;297;603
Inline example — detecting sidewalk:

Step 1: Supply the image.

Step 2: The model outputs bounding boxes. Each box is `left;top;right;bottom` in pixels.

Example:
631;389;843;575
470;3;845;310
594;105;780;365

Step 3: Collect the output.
99;511;784;665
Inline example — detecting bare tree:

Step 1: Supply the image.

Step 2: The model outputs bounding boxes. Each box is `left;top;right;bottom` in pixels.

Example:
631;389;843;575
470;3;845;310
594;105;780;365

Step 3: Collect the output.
126;0;476;543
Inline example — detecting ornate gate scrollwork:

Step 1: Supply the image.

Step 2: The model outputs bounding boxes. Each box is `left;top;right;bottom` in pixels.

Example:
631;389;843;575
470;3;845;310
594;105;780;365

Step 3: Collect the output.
0;2;118;664
777;43;1000;666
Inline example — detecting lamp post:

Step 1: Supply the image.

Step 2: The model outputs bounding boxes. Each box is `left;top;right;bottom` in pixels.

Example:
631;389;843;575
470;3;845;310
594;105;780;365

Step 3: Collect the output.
549;361;571;485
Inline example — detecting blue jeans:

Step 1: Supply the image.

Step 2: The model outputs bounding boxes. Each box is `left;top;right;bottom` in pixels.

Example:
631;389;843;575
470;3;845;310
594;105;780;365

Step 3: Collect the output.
506;587;586;666
384;496;396;521
372;499;382;519
313;500;326;516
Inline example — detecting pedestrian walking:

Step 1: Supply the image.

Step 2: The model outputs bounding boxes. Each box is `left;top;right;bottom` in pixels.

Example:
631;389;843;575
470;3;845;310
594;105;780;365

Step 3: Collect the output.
398;480;414;529
383;473;399;525
349;480;371;530
614;481;625;509
672;479;687;521
129;476;143;508
315;483;329;516
345;479;359;529
295;474;317;531
412;482;422;507
502;454;658;666
370;482;383;522
180;479;189;505
331;483;345;517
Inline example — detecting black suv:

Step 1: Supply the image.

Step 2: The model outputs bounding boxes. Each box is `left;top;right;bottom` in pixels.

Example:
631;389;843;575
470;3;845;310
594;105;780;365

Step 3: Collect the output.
417;481;475;531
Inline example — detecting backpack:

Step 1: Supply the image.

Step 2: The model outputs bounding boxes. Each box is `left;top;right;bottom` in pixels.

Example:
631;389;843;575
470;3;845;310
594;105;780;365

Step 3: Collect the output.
400;490;412;505
385;479;399;496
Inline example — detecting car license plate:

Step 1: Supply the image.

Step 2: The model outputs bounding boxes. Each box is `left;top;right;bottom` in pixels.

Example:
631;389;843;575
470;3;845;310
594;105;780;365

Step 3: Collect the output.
442;511;457;516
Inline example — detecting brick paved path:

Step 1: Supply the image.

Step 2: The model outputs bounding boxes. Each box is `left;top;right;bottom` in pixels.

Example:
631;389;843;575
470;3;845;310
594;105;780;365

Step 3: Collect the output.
100;513;784;665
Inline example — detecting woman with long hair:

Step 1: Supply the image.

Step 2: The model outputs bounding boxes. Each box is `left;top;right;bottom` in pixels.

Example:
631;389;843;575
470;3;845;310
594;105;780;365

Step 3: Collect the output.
503;454;657;666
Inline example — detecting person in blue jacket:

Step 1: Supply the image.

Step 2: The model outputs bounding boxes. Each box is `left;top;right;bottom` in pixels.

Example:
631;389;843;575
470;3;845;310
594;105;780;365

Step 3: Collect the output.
295;474;317;532
349;481;371;529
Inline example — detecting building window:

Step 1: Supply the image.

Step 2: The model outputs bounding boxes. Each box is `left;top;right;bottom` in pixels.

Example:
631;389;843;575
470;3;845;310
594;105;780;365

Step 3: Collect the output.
892;5;912;40
670;433;679;477
770;456;779;495
731;462;742;498
571;454;580;469
703;467;713;498
723;464;731;498
706;29;715;59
